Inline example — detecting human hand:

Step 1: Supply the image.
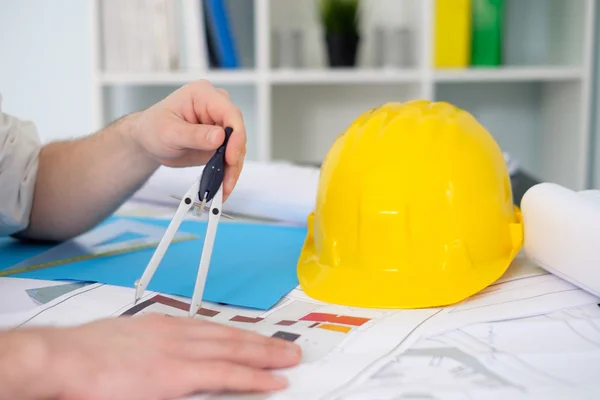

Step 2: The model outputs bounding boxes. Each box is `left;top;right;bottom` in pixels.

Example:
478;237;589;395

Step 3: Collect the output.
0;313;301;400
129;80;247;200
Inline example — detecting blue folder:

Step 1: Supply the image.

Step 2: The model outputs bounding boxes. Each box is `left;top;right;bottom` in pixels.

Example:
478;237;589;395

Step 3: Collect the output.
0;216;307;310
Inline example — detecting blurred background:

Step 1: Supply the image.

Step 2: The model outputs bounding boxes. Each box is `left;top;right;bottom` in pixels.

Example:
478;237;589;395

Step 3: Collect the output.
1;0;600;191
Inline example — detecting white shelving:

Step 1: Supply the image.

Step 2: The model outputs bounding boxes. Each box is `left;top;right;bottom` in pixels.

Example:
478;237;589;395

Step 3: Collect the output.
433;66;584;82
99;71;259;85
91;0;598;191
269;69;421;84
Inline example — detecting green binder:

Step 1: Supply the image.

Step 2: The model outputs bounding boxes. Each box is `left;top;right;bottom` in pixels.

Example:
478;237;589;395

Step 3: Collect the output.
471;0;504;66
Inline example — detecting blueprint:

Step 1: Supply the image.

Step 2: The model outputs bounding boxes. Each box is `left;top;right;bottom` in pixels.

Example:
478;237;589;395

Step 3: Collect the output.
0;255;598;399
331;303;600;400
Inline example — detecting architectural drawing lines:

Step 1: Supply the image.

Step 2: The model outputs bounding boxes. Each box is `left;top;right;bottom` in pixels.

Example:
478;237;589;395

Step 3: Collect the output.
489;271;549;287
455;328;573;387
17;284;104;327
400;347;520;390
585;319;600;334
564;320;600;347
449;288;580;313
322;309;445;400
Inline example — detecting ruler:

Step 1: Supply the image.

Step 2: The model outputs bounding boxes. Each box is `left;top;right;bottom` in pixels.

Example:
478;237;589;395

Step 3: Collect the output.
0;234;197;277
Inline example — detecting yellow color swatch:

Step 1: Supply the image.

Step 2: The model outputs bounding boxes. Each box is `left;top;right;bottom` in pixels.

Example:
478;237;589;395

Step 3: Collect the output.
434;0;472;68
317;323;352;333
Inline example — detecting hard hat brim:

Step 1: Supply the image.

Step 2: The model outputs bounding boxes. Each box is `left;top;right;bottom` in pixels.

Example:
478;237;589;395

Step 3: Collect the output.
297;254;518;309
297;208;523;309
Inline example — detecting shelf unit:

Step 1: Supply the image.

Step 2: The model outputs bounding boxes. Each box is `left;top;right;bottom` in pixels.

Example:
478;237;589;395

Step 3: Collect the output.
91;0;597;191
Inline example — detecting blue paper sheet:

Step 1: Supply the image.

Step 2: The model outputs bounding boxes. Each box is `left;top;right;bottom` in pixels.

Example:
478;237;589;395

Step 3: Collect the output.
0;216;307;310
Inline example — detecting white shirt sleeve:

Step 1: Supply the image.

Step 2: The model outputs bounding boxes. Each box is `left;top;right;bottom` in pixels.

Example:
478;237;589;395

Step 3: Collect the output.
0;93;42;236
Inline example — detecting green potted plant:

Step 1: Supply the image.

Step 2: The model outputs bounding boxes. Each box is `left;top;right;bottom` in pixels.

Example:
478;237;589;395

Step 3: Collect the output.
318;0;360;67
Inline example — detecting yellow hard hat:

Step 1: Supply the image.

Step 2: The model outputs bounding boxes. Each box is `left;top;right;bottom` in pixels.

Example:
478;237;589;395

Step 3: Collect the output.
297;100;523;309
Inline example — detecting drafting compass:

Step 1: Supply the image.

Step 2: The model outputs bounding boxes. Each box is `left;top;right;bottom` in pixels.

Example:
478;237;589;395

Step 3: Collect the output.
134;127;234;316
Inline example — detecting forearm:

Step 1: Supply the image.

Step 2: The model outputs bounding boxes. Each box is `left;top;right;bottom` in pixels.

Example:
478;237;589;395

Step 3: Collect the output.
22;113;159;241
0;329;58;400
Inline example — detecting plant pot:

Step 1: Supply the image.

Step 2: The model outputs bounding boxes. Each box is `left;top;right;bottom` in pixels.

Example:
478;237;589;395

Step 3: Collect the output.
325;33;359;67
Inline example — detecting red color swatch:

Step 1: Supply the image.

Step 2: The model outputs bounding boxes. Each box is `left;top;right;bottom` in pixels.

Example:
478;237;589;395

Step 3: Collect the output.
152;295;219;317
300;312;370;326
230;315;263;323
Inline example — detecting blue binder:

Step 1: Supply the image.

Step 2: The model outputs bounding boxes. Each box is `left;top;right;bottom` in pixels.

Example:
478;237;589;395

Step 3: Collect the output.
203;0;239;68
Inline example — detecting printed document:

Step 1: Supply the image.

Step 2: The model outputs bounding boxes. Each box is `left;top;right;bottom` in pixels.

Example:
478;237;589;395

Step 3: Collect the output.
0;254;598;399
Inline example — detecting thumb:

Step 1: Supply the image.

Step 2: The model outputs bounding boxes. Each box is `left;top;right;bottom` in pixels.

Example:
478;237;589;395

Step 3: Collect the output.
171;121;225;151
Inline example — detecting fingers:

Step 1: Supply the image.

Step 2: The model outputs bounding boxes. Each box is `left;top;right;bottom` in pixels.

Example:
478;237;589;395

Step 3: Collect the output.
170;119;225;152
223;144;245;201
179;318;280;344
187;80;244;134
164;360;288;395
171;337;301;369
162;315;278;343
186;80;247;172
75;315;298;399
136;314;302;369
138;313;297;349
217;88;230;99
